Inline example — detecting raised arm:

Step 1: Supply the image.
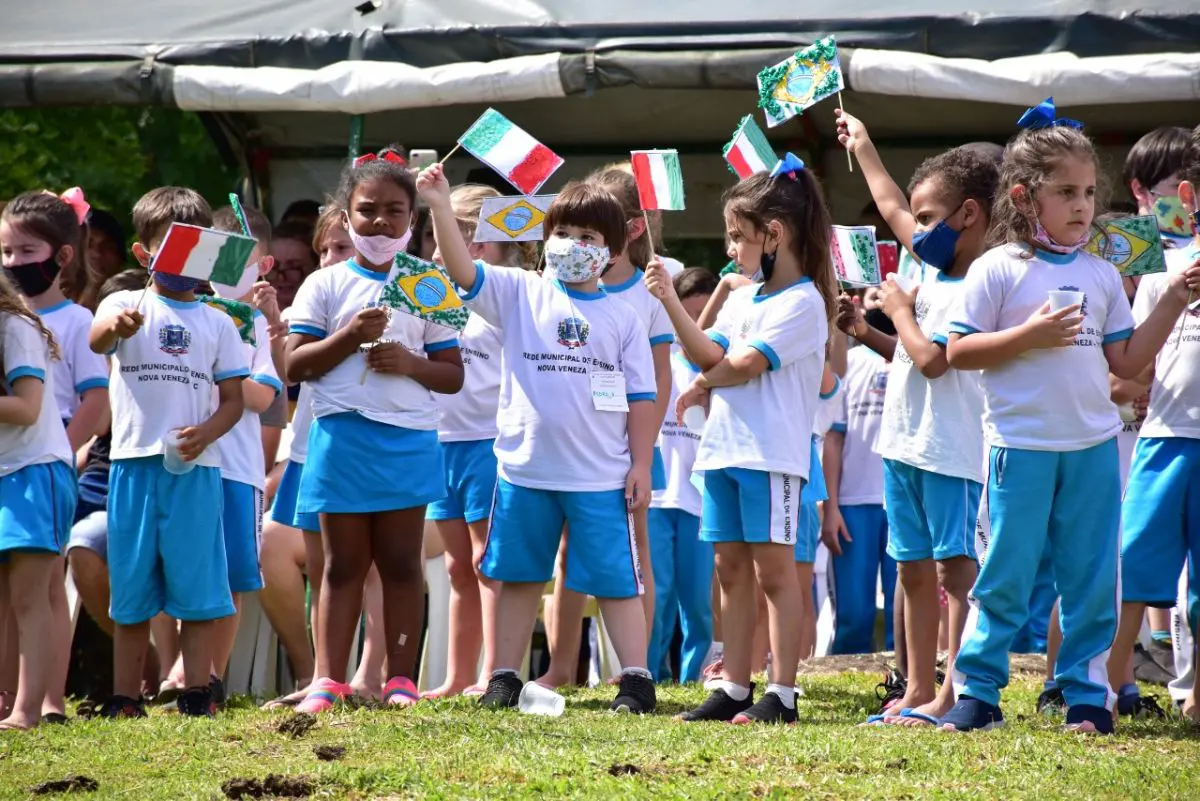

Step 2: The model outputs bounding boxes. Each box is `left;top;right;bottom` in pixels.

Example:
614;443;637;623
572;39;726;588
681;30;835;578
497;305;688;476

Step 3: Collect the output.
644;262;730;371
417;164;478;292
836;109;916;251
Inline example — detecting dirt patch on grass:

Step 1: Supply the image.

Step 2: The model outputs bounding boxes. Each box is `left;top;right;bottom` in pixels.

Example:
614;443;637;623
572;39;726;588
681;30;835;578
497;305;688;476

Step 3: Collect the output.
30;775;98;794
221;774;315;799
312;744;346;761
799;652;1046;677
275;713;317;739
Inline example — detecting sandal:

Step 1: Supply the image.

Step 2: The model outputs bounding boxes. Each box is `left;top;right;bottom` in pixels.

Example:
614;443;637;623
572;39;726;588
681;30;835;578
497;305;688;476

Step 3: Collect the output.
1064;703;1114;735
295;678;354;714
383;676;418;708
40;712;69;725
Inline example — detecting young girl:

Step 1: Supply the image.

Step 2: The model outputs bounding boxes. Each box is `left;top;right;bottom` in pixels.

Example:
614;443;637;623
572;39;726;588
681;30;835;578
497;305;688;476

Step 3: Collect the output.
646;155;835;723
836;112;996;727
422;185;535;698
0;198;79;730
286;154;464;713
944;102;1200;734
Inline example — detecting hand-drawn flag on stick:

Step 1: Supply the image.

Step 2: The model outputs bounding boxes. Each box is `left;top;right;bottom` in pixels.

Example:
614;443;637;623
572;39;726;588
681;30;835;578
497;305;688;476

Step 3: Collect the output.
201;296;256;345
631;150;685;211
474;195;555;243
150;224;257;286
380;252;471;332
831;225;881;287
757;37;845;128
1085;215;1166;277
458;109;564;195
723;116;777;179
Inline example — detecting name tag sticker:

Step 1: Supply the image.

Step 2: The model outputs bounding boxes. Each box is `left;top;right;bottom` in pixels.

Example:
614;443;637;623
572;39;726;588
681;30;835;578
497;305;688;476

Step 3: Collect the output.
591;371;628;412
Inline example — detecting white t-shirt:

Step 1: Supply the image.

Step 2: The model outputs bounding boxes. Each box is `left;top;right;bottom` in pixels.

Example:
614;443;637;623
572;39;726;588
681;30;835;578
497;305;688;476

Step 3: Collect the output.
600;268;676;348
0;313;73;476
437;310;502;442
39;300;109;422
830;347;888;506
97;290;248;467
462;264;655;492
287;259;459;430
694;279;828;480
651;349;703;517
950;245;1134;451
216;311;282;488
815;374;842;449
1133;244;1200;440
876;274;984;483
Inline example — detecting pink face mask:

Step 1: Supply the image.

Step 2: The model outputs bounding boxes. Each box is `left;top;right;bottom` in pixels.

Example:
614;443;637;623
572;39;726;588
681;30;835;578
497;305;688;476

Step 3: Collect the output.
1031;214;1089;255
346;215;413;266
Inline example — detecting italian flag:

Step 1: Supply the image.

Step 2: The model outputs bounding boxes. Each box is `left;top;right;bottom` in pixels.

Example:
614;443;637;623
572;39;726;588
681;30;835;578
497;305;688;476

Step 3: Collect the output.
723;115;777;179
631;150;685;211
459;108;564;194
151;224;257;286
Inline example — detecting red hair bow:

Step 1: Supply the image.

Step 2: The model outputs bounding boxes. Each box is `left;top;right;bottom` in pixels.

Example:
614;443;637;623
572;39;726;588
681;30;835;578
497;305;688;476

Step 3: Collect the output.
353;151;408;169
60;187;90;224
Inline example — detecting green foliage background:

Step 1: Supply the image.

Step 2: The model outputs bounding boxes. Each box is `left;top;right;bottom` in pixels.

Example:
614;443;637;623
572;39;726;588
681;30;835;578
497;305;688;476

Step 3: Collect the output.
0;107;234;242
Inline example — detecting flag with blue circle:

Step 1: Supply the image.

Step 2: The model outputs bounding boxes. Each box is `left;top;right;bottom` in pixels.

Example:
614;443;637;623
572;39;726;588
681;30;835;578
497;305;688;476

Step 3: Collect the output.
474;195;556;242
1084;215;1165;277
380;252;471;331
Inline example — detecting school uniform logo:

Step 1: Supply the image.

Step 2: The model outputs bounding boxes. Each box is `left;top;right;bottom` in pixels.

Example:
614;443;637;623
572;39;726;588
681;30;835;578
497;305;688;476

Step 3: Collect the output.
869;371;888;394
159;324;192;356
556;317;590;349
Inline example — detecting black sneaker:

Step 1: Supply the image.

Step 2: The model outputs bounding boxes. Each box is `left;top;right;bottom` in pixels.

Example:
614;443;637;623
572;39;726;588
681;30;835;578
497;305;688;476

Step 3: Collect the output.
1037;686;1066;716
479;673;522;709
209;676;226;714
99;695;147;719
677;684;755;722
1132;642;1175;686
875;668;906;714
610;672;656;714
177;685;214;717
1118;692;1166;719
732;691;797;724
1147;640;1178;680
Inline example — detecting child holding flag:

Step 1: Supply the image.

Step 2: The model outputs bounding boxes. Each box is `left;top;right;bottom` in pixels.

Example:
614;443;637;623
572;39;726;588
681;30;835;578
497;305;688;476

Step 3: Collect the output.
89;187;248;718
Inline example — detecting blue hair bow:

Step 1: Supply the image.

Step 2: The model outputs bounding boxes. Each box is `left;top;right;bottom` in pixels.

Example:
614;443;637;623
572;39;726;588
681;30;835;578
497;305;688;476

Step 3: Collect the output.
770;152;806;180
1017;97;1083;131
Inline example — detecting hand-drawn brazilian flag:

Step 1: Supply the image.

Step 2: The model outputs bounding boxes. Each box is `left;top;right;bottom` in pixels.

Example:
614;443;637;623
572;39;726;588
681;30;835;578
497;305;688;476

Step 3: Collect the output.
200;296;256;345
380;252;471;332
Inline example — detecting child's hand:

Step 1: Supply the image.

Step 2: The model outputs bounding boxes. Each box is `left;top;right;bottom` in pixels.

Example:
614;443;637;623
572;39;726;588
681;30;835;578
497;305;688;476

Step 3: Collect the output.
267;320;289;343
835;293;866;337
1166;257;1200;303
720;272;753;292
415;164;452;208
112;309;144;339
364;341;415;375
1022;302;1084;349
251;281;282;325
625;461;652;512
879;278;918;320
820;503;851;556
347;307;390;344
835;109;871;155
175;425;213;461
1133;390;1150;422
675;380;710;424
644;260;677;303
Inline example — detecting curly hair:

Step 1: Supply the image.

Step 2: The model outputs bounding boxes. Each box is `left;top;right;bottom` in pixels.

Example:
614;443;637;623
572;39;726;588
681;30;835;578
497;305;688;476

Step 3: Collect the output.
1183;124;1200;187
908;145;1002;218
335;144;417;213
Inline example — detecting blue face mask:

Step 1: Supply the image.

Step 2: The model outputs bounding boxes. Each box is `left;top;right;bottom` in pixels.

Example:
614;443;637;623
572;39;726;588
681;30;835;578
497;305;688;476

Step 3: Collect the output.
153;272;203;293
911;219;960;272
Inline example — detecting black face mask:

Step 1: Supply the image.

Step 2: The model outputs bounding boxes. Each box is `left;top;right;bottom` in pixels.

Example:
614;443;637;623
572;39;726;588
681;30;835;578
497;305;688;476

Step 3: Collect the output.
759;240;778;282
5;257;62;297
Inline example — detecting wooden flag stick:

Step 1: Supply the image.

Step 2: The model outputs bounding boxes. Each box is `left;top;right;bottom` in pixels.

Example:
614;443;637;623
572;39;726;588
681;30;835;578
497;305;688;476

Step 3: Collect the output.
642;210;655;255
439;143;462;165
838;92;854;173
133;272;154;314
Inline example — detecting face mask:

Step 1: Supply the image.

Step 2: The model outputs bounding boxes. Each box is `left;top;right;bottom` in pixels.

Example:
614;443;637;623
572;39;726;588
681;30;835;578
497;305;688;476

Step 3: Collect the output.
5;256;62;297
211;262;260;299
911;219;961;271
153;272;203;293
544;237;610;283
759;247;777;282
346;216;413;266
1031;214;1088;255
1151;194;1192;238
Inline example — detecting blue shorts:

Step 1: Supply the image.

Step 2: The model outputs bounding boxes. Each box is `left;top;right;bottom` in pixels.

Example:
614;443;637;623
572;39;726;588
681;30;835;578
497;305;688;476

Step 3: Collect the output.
300;413;444;514
652;446;667;492
222;479;264;593
701;467;805;546
270;460;320;532
427;439;498;524
883;459;981;562
0;460;76;558
481;478;642;599
1121;437;1200;607
794;500;820;563
108;457;235;625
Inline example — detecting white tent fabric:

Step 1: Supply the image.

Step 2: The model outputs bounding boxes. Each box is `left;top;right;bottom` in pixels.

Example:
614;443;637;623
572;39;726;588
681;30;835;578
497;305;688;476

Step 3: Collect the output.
173;53;565;114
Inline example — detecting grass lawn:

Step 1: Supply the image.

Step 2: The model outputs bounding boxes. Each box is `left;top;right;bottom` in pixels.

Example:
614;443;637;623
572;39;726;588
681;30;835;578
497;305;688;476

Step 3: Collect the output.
2;660;1198;800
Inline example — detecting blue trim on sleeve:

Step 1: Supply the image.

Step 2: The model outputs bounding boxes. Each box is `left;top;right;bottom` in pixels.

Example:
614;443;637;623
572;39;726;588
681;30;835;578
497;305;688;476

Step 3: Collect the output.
253;309;265;320
424;339;459;354
707;331;730;352
819;375;840;400
6;366;45;383
459;262;487;302
747;339;781;371
39;299;73;315
1103;327;1134;345
649;333;675;346
251;373;284;395
288;324;327;339
931;333;949;346
214;367;251;382
830;422;848;433
947;322;979;336
75;377;109;393
627;392;657;403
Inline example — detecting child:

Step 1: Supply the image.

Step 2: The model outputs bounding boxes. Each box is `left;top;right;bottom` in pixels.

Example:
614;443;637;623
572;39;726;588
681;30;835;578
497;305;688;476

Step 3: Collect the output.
1125;127;1194;252
836;113;996;726
647;267;717;683
89;186;248;718
286;154;463;713
420;164;659;713
943;103;1200;734
423;185;536;698
0;198;79;730
646;156;835;723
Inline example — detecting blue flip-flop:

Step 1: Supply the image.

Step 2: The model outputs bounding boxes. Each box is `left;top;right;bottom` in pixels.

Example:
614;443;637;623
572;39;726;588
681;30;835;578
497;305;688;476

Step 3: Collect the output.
861;710;900;726
896;708;940;727
938;695;1005;732
1064;704;1114;735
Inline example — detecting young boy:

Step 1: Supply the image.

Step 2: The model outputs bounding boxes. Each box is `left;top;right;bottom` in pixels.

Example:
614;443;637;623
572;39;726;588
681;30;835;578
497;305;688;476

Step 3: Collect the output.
89;187;249;717
418;164;659;713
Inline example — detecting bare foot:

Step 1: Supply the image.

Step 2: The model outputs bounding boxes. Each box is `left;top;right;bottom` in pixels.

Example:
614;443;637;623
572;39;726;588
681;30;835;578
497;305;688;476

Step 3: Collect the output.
888;696;952;728
0;713;38;731
420;682;474;699
881;689;936;720
533;672;574;691
349;681;382;702
1064;720;1100;734
261;684;312;710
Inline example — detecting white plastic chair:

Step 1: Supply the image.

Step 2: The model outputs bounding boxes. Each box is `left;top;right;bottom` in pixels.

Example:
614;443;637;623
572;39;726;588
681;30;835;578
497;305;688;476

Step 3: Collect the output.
417;554;451;692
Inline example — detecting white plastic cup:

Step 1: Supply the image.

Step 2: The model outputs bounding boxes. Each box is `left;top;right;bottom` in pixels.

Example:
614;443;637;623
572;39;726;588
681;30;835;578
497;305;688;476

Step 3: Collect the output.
890;273;918;292
1048;290;1084;312
162;428;197;475
682;405;707;435
1118;402;1137;424
517;682;565;717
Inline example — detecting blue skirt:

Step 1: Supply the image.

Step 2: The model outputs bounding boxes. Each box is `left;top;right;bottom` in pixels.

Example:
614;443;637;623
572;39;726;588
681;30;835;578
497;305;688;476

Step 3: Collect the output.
270;460;320;532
